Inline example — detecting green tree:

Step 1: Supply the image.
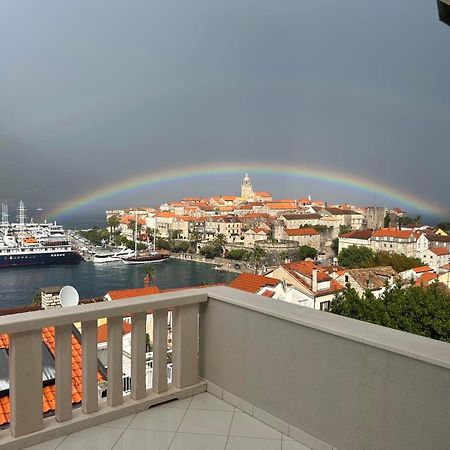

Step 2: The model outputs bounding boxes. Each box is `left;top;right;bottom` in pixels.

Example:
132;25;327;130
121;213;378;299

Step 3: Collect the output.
189;230;202;252
213;234;227;256
339;225;352;236
383;213;391;228
247;246;266;273
32;291;42;306
225;249;249;260
436;221;450;232
329;283;450;343
296;245;318;261
107;215;120;243
337;245;375;268
199;243;222;259
331;238;339;255
373;251;423;273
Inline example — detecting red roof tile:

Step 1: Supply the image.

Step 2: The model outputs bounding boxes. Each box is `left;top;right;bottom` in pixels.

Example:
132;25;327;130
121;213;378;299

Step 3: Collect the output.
285;228;319;236
372;228;414;239
416;273;438;285
107;286;160;300
0;327;103;426
97;321;132;343
430;246;449;256
229;273;279;293
412;266;433;273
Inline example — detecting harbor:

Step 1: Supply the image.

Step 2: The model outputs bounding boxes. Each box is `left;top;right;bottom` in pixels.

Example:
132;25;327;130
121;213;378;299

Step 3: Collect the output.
0;258;236;309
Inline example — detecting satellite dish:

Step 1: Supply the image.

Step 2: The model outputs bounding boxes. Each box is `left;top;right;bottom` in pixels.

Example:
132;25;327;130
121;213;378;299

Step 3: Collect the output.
60;286;79;307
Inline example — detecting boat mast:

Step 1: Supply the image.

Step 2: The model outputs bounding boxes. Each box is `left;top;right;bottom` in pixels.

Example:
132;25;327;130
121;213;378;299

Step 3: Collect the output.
1;203;8;228
17;201;27;228
134;209;138;256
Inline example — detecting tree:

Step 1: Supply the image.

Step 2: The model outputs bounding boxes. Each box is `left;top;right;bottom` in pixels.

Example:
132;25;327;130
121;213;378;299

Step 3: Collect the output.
296;245;318;261
436;221;450;232
383;213;391;228
199;243;222;259
337;245;375;268
329;283;450;343
225;249;249;260
32;291;42;306
339;225;352;236
331;238;339;255
189;230;202;252
248;246;266;273
373;251;423;273
107;215;120;243
213;234;227;256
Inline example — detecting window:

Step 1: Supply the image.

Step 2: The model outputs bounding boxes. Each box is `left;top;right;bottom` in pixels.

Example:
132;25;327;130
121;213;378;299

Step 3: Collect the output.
320;301;330;311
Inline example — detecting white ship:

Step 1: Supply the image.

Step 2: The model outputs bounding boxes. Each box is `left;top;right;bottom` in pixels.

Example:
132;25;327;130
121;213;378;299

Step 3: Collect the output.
0;201;82;268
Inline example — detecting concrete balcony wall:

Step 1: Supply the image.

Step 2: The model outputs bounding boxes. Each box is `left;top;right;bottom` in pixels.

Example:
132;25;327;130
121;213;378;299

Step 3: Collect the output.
200;286;450;450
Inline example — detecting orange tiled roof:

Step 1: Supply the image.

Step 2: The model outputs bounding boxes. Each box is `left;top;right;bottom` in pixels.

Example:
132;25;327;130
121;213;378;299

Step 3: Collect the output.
285;228;319;236
266;203;297;210
107;286;160;300
0;327;103;426
430;246;449;256
283;261;331;282
440;263;450;271
372;228;414;239
229;273;279;293
412;266;433;273
97;321;132;343
261;290;275;297
416;273;438;286
155;212;176;218
254;192;272;197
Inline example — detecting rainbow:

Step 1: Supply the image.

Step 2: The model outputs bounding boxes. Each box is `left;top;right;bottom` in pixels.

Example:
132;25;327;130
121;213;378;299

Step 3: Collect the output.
49;163;446;218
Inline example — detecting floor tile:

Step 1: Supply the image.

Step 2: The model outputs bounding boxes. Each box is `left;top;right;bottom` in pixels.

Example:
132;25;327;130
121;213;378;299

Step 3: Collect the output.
226;436;282;450
128;406;186;431
189;392;235;412
98;414;135;429
113;429;174;450
25;436;67;450
229;412;281;440
282;440;311;450
178;409;233;436
56;426;123;450
170;432;227;450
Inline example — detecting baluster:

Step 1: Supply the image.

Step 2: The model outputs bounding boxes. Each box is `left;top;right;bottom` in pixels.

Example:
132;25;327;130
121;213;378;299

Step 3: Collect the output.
81;320;98;414
172;304;199;388
107;316;123;407
152;309;168;394
131;312;147;400
55;324;73;422
9;330;43;437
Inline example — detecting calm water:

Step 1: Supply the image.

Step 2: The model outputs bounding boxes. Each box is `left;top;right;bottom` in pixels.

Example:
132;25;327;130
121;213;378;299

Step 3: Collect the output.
0;259;236;309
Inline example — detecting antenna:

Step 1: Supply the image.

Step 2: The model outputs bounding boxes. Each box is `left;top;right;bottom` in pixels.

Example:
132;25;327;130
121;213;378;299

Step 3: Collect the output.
60;286;80;307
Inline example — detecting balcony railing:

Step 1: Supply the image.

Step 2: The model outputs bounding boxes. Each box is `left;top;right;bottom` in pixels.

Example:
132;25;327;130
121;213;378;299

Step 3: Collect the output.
0;286;449;450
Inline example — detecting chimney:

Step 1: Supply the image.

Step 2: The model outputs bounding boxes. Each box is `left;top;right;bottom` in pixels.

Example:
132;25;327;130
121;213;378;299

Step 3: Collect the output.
312;268;318;292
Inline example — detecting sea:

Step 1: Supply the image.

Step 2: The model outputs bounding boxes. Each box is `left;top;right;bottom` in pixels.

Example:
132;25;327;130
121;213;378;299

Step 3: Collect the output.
0;209;236;309
0;259;236;310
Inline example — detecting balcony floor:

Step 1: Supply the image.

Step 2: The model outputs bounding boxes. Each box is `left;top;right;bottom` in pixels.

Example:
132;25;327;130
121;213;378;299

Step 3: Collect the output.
24;392;310;450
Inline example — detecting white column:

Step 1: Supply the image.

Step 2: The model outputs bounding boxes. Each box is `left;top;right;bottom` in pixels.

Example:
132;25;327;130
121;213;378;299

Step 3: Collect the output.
9;330;43;437
131;312;147;400
172;304;199;388
152;309;168;394
55;324;73;422
81;320;98;414
107;316;123;407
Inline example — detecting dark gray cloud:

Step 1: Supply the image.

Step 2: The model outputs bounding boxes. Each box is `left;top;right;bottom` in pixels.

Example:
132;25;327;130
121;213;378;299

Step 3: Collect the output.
1;1;449;215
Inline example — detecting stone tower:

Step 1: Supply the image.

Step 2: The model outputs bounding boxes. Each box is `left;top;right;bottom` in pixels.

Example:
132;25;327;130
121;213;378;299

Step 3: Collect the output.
241;173;254;200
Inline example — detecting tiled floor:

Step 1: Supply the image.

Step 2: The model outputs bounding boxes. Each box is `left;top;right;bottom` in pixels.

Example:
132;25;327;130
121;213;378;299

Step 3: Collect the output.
25;392;311;450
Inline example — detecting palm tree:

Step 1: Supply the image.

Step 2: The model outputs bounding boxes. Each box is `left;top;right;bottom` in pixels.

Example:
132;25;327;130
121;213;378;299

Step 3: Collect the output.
213;234;227;256
107;215;120;244
189;230;202;253
249;246;266;274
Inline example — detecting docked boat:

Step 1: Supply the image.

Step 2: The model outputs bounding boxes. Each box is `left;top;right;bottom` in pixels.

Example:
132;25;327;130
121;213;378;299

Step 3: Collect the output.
92;246;134;264
119;210;169;265
0;201;82;269
120;251;170;264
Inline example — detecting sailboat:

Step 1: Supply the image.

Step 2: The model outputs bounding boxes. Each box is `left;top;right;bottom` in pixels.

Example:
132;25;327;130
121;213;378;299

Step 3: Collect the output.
120;211;169;265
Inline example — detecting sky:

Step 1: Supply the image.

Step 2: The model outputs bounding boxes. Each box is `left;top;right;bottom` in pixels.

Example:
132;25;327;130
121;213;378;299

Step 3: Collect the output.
1;0;449;220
